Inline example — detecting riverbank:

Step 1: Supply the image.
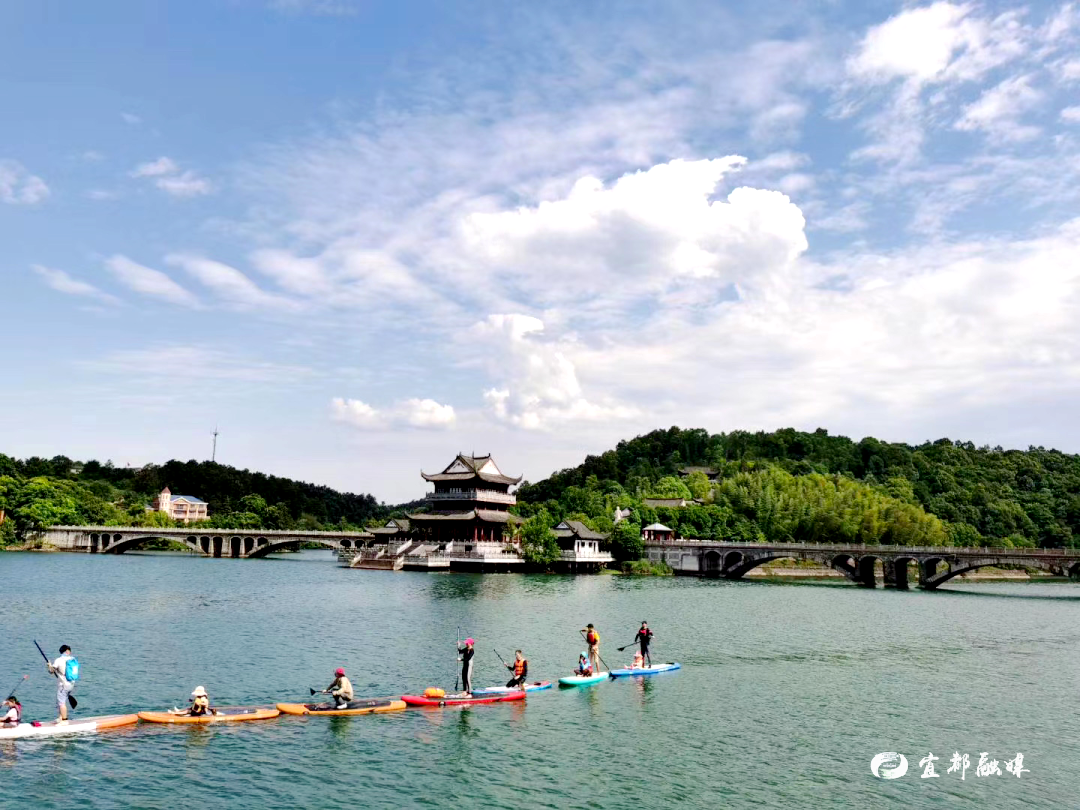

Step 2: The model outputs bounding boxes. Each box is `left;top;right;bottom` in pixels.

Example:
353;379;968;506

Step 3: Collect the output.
746;565;1065;581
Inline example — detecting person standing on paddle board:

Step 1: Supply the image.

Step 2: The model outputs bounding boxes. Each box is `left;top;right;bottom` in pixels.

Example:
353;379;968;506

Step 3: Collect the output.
46;645;77;723
635;621;654;667
582;624;601;675
326;668;354;708
457;639;475;693
505;650;528;689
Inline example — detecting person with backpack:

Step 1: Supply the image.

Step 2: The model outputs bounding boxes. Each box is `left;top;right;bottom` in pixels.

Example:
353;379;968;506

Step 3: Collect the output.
1;696;21;727
46;644;78;723
582;624;601;675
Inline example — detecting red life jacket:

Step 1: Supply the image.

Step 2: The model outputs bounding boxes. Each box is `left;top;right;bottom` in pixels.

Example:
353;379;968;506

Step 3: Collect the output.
586;630;598;645
513;659;526;677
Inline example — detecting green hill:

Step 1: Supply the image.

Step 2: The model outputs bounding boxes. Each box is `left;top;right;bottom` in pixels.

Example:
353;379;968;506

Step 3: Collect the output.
0;454;388;544
515;427;1080;557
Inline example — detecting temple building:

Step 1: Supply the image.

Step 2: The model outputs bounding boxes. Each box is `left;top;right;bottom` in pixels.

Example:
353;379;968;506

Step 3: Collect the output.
408;454;524;555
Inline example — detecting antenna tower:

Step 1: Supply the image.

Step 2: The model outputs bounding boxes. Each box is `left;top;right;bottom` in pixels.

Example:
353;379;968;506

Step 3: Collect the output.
212;426;219;463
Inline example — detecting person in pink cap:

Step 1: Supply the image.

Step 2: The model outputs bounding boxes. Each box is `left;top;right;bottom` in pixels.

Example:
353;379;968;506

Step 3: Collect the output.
325;667;353;708
457;638;475;693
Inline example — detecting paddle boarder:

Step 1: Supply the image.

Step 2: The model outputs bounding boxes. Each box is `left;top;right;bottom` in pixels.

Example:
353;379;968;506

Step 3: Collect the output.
505;650;528;689
46;644;77;723
326;668;354;708
635;621;654;667
582;624;601;675
457;638;475;693
2;696;21;727
189;686;216;716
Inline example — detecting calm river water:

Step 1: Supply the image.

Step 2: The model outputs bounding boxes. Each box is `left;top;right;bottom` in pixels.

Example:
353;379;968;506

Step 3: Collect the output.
2;550;1079;808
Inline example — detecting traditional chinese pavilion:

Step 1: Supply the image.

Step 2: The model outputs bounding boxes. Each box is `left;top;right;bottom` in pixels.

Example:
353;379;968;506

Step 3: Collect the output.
408;453;523;551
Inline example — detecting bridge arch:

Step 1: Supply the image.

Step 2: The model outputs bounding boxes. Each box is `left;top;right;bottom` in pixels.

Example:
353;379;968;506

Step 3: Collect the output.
921;557;1063;589
701;549;722;576
246;537;342;559
103;534;203;555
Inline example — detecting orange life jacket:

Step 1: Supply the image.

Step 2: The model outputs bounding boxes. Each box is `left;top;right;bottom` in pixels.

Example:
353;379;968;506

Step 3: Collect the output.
513;659;526;677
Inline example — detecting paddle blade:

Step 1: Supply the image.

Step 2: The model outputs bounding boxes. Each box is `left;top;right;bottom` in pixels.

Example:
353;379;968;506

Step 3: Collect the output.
310;688;318;696
68;694;78;709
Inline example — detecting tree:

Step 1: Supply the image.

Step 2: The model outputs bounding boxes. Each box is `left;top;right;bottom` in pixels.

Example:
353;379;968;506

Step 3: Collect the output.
518;510;561;567
650;476;692;499
611;521;643;562
684;471;711;502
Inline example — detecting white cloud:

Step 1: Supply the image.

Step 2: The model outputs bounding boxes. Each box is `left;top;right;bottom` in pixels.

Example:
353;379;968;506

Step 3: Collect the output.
132;157;212;197
847;2;978;85
0;160;49;205
1061;106;1080;123
120;112;142;125
955;74;1044;139
269;0;358;14
330;396;456;430
105;255;201;307
86;189;119;201
168;254;299;311
471;313;637;430
133;157;179;178
31;265;118;304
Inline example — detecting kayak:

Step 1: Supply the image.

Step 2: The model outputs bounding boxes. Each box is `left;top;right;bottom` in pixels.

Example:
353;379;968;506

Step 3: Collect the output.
138;706;280;724
471;681;553;695
610;663;682;677
558;673;610;687
277;698;407;716
401;691;526;707
0;714;138;740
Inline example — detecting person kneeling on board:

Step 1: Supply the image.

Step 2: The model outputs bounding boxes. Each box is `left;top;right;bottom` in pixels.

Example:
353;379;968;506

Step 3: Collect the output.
575;652;593;677
327;668;354;708
631;651;645;669
2;696;21;727
505;650;528;689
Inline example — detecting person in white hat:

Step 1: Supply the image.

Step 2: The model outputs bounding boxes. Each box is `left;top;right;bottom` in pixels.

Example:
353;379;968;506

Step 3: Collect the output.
187;686;215;716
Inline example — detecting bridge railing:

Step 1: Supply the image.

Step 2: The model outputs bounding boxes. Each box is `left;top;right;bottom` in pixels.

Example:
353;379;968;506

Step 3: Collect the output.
642;537;1080;557
48;525;375;538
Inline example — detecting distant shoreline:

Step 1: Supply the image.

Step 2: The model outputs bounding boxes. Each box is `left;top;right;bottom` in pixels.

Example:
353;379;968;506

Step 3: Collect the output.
745;566;1064;582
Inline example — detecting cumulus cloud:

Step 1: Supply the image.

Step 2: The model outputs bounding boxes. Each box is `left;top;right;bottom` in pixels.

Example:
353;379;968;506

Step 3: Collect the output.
331;397;456;430
0;160;49;205
105;255;201;307
461;157;807;307
471;314;637;430
31;265;118;304
132;157;212;197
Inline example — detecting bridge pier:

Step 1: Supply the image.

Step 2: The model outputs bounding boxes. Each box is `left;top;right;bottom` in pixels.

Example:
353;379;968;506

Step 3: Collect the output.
882;559;910;590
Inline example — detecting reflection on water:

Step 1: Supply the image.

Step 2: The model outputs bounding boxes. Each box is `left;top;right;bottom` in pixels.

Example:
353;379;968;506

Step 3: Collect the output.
3;551;1080;809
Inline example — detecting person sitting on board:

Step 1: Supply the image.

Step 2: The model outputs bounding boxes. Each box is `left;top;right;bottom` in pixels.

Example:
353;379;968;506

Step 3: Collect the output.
631;651;645;669
457;639;475;694
46;644;77;724
188;686;216;716
327;668;354;708
505;650;528;689
635;621;654;667
1;696;21;727
582;624;601;675
575;652;593;677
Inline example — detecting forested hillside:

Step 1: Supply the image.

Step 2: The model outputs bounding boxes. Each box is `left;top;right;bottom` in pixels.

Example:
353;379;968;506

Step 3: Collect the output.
0;454;387;544
515;427;1080;557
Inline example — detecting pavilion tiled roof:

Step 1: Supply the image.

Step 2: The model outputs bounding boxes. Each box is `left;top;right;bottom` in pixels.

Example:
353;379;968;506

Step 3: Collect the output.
407;509;524;524
643;497;687;508
552;520;608;541
421;453;522;486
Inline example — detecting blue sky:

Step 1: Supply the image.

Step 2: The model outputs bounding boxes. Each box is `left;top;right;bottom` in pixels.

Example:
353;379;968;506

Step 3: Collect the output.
3;0;1080;502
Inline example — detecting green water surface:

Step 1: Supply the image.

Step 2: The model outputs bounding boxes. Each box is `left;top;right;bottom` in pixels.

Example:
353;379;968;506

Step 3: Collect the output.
2;551;1078;808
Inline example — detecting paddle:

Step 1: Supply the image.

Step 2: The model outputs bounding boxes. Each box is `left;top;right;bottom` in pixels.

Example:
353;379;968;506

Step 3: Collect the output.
579;630;616;680
616;641;639;652
454;626;461;692
309;688;328;696
34;641;77;709
4;675;28;698
493;649;510;668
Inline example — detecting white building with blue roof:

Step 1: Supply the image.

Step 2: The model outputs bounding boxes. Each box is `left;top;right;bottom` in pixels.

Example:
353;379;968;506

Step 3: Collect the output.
151;487;209;523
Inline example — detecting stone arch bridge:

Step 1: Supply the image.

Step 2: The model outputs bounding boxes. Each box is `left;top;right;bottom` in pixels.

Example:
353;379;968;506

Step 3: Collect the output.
645;540;1080;590
37;525;375;559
